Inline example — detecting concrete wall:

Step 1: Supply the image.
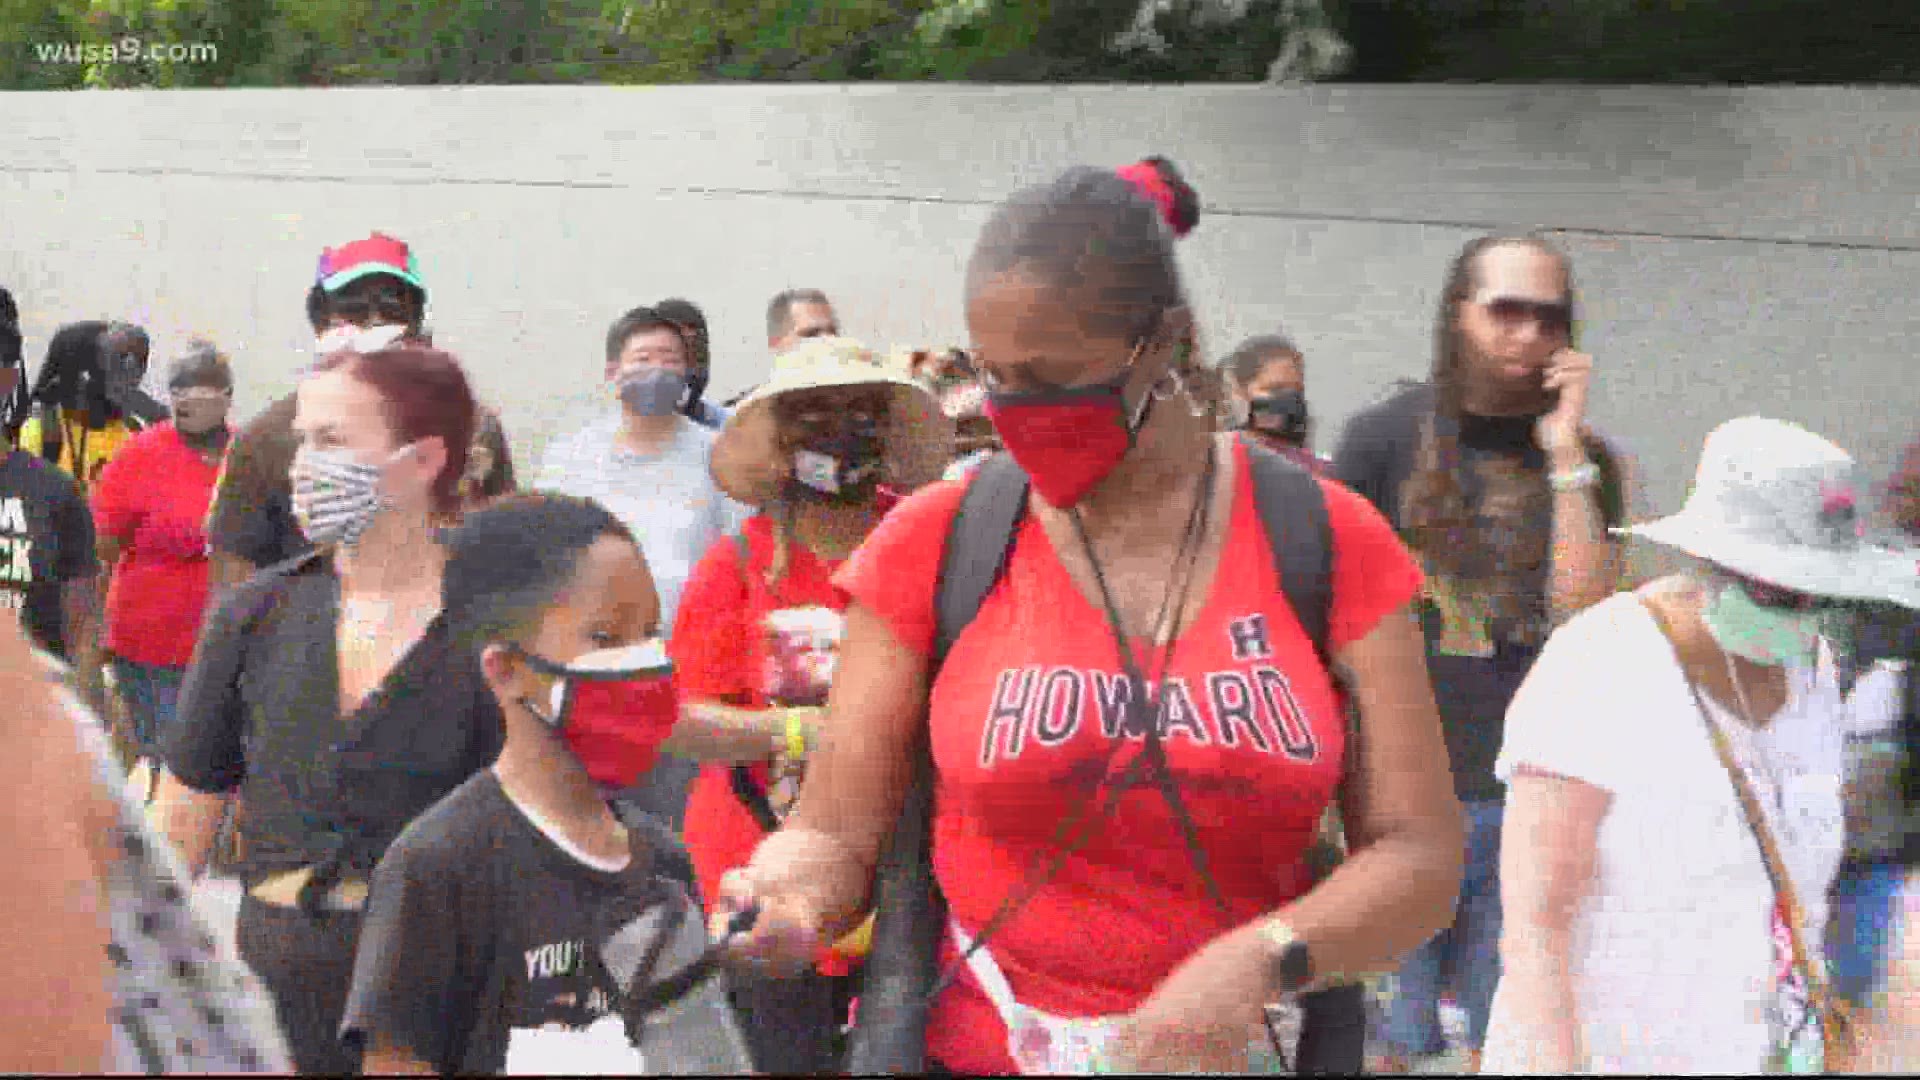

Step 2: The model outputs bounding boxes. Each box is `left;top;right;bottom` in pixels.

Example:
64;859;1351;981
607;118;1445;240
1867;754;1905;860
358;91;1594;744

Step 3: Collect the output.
2;85;1916;553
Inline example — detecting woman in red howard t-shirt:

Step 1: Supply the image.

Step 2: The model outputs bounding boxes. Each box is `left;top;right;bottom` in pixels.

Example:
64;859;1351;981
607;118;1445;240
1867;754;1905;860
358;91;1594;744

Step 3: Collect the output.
91;344;235;764
717;167;1466;1075
670;336;952;1075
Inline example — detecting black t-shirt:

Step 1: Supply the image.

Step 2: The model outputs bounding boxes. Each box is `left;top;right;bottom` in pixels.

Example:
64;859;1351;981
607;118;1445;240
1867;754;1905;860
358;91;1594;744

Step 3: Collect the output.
160;550;503;886
341;771;719;1075
0;448;98;657
1848;604;1920;868
1332;382;1626;802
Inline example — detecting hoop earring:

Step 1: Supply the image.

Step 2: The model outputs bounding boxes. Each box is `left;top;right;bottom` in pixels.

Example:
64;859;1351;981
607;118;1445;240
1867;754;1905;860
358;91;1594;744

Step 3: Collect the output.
1148;368;1183;402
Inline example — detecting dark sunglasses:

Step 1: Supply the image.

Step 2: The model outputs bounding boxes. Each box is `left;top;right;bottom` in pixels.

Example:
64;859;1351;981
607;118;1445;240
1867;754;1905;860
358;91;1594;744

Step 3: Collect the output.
1735;575;1839;613
1480;296;1572;336
326;291;416;327
778;389;889;424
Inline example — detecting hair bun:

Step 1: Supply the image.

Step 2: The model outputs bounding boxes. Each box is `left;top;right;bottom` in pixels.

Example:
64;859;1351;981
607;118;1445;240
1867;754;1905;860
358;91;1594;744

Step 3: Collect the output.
1117;156;1201;238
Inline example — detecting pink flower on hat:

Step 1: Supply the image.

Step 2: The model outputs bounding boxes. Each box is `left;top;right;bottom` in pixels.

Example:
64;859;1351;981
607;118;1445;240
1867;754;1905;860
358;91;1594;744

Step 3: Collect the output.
1819;480;1865;539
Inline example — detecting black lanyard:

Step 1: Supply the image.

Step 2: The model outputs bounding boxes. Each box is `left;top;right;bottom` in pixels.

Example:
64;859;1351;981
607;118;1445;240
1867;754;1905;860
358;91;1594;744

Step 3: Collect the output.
928;444;1222;1001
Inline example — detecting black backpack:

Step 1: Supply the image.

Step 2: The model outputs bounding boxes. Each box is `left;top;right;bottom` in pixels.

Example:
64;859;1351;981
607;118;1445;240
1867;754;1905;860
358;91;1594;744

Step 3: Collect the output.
847;439;1367;1075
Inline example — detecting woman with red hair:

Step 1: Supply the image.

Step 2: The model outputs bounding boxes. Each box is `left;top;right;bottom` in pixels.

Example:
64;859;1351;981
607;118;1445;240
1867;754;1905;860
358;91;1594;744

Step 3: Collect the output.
149;344;506;1075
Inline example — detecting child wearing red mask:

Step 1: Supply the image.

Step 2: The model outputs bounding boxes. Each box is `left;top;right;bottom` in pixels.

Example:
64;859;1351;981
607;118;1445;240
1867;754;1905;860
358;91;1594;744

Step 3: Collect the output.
341;493;754;1076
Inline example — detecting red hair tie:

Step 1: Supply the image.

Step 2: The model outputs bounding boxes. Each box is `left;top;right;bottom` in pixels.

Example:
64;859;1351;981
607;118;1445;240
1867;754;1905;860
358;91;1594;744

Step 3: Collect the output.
1116;161;1190;238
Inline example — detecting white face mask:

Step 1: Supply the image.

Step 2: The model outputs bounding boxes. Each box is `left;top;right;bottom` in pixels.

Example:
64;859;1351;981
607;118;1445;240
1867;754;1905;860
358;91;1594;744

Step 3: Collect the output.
314;322;408;358
290;445;410;547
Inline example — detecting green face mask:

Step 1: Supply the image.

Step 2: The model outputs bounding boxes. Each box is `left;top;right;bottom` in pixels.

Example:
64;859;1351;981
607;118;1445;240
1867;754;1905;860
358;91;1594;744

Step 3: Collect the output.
1701;580;1845;668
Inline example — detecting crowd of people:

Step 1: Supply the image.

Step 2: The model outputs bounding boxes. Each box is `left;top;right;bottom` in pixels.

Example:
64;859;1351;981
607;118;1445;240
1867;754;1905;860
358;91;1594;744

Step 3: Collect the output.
1;151;1916;1077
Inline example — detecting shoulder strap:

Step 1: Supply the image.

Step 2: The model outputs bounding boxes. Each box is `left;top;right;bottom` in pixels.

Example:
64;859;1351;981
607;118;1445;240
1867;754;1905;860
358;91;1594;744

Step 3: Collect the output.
36;405;63;466
1245;438;1335;674
722;527;784;831
932;453;1030;672
932;444;1334;675
1635;594;1843;1046
850;460;1026;1075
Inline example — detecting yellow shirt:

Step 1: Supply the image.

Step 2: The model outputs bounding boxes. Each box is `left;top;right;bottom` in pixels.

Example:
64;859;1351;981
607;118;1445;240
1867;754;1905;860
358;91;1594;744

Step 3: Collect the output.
16;411;136;493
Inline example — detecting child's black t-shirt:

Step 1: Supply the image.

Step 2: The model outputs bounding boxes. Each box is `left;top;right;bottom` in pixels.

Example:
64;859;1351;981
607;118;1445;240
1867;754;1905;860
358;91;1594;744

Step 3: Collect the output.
341;770;694;1075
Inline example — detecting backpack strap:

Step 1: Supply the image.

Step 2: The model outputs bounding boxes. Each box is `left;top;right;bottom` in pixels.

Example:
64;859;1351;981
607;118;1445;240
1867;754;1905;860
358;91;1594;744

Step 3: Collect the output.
848;453;1028;1076
1244;437;1335;675
932;452;1030;671
933;444;1333;675
36;404;63;467
723;527;786;831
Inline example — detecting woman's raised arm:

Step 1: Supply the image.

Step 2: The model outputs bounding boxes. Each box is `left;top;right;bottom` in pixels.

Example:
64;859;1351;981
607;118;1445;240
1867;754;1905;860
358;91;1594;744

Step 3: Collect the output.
718;602;929;963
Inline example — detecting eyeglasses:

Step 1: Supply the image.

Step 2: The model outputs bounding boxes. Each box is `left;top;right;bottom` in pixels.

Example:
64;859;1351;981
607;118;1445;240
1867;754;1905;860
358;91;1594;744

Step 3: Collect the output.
1736;575;1840;613
169;387;230;404
1477;295;1572;336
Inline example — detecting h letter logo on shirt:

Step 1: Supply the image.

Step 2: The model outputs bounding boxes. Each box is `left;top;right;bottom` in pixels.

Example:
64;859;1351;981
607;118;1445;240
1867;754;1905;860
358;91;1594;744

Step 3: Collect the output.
1228;614;1272;662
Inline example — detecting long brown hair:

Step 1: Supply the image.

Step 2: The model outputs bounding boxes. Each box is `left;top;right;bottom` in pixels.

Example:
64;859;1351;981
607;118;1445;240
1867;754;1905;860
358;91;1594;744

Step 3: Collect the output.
1401;233;1602;591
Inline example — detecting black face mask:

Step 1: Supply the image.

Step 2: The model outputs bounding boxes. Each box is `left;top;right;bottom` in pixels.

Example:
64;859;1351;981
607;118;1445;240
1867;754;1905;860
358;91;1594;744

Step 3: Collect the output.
1246;390;1310;448
96;351;168;426
788;418;886;505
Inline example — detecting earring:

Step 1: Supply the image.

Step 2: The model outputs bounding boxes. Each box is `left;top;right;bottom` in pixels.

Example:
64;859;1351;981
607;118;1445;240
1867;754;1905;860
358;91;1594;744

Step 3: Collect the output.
1148;368;1184;402
1149;367;1210;418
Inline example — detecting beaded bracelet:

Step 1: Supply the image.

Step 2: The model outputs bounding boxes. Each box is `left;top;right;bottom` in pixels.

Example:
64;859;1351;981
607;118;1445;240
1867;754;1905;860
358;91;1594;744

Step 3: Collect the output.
1550;461;1601;493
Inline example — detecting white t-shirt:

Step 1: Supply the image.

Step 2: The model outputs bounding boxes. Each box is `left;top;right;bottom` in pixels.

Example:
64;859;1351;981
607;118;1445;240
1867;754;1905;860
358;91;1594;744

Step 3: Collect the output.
1481;591;1848;1076
535;413;749;633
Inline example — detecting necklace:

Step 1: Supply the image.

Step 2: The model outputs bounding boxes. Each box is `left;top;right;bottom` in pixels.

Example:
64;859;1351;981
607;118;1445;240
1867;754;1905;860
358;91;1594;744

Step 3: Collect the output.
928;442;1218;1003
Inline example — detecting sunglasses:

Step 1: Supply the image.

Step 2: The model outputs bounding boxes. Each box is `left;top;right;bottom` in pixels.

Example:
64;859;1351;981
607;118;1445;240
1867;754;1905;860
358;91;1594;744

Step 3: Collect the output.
1735;575;1840;613
169;386;231;402
1478;295;1573;336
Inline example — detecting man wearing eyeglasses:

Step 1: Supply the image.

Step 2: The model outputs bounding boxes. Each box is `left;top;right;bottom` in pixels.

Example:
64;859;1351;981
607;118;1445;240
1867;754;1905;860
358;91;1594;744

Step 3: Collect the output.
1333;234;1632;1075
204;233;518;593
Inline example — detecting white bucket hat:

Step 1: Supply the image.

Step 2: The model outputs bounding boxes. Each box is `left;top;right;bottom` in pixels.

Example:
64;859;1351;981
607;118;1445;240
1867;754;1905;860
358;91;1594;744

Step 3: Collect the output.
1615;416;1920;607
711;336;954;508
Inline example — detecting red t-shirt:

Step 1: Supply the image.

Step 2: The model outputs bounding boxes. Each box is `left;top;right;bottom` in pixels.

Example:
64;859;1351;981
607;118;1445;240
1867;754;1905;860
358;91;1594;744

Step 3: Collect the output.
91;423;226;668
671;514;850;918
834;437;1423;1074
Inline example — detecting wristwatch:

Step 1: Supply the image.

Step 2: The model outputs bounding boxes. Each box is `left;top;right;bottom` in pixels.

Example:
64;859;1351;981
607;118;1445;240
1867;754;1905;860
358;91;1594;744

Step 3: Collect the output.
1260;919;1316;994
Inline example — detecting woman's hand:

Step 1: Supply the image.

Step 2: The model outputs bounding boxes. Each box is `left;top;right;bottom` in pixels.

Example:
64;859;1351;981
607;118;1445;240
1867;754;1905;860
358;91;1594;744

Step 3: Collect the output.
711;826;866;978
1110;923;1274;1074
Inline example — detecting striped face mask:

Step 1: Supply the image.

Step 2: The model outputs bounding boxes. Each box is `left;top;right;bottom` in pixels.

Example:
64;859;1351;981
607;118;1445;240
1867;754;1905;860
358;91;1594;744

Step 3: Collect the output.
290;446;407;547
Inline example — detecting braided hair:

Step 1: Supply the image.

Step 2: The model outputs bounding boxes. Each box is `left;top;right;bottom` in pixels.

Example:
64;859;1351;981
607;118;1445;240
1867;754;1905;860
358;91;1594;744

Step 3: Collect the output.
29;321;114;422
0;288;26;439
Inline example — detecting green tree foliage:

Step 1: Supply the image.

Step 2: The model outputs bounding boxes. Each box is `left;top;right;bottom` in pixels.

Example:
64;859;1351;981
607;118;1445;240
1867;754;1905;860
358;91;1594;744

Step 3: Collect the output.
2;0;1918;89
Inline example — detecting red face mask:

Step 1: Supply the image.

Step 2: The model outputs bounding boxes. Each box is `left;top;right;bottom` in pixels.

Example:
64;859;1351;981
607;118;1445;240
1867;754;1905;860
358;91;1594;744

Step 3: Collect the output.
982;359;1152;509
519;641;679;791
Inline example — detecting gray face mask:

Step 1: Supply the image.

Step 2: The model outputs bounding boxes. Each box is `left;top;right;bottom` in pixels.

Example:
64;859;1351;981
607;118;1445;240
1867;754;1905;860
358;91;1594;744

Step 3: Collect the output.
617;366;689;417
